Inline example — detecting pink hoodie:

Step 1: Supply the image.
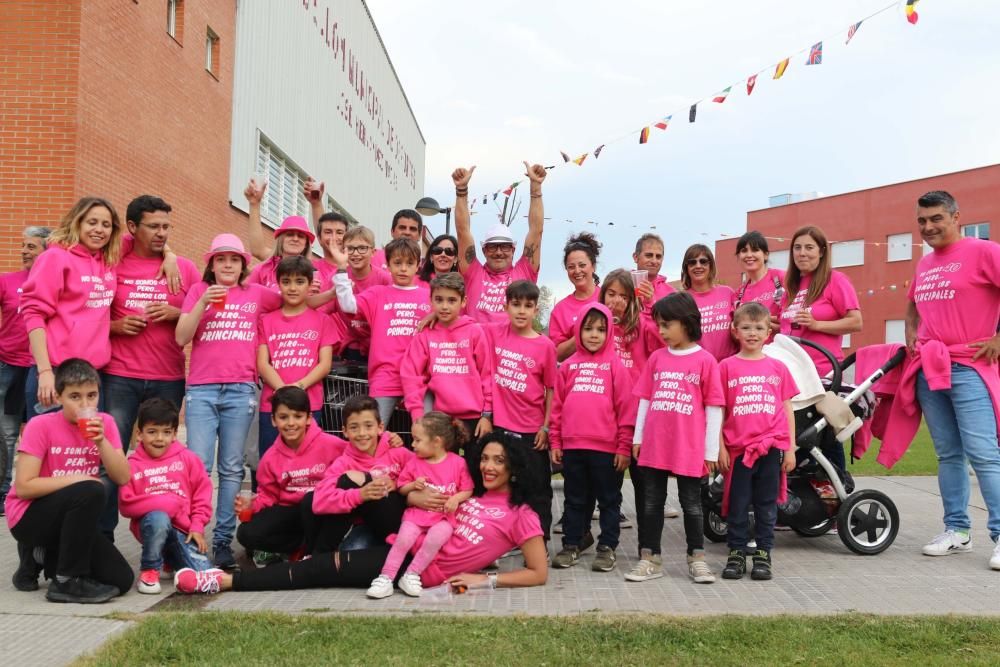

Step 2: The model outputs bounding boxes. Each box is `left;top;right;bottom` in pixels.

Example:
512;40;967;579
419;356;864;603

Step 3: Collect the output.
310;432;415;515
254;422;347;511
20;244;116;368
549;304;636;456
118;440;213;542
0;270;32;367
401;315;493;420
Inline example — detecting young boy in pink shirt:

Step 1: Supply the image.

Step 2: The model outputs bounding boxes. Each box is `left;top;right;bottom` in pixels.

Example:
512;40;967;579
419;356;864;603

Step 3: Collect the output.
236;387;347;565
487;280;558;542
330;238;431;425
401;272;493;444
118;398;214;594
718;302;798;581
257;255;341;459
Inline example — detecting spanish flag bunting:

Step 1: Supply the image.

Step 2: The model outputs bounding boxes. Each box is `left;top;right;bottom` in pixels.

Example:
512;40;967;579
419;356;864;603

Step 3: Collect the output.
572;153;588;166
560;151;571;162
639;127;650;144
774;57;790;79
689;103;697;123
905;0;919;24
712;86;731;103
593;144;605;158
654;115;672;130
746;74;758;95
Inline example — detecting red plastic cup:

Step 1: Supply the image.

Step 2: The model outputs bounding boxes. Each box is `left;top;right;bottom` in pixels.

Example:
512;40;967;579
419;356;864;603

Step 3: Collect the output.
238;508;253;523
238;490;253;522
77;407;97;438
211;288;228;310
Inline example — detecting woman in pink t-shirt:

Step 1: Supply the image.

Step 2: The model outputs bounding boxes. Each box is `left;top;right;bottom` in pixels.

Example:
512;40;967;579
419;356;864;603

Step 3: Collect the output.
681;244;737;362
172;433;548;595
732;230;786;331
416;234;460;286
550;233;602;361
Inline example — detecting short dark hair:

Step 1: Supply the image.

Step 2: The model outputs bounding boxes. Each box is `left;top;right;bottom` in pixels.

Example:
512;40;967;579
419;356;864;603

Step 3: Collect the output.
652;292;702;342
55;358;100;394
391;209;423;233
126;195;172;225
563;232;602;286
270;386;311;413
466;432;540;506
384;237;421;264
343;395;381;425
276;255;315;282
917;190;958;215
318;212;349;231
137;398;179;430
580;307;608;330
505;279;539;303
733;301;771;325
430;272;465;298
634;233;664;255
735;230;769;255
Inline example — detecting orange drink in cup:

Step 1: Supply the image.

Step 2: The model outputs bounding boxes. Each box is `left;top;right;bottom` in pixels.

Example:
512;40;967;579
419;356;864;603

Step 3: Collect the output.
77;407;97;439
630;269;649;296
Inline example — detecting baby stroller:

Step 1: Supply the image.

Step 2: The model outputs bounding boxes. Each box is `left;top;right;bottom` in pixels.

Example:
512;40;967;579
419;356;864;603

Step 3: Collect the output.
703;335;906;555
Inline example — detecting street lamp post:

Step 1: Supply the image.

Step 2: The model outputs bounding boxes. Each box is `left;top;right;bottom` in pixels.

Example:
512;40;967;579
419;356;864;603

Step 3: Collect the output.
415;196;452;236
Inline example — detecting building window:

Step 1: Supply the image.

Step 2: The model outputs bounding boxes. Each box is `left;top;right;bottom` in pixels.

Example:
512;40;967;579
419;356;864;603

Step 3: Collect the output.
885;320;905;345
256;138;311;228
166;0;183;42
831;240;864;268
205;27;220;78
886;233;912;262
962;222;990;240
768;249;790;273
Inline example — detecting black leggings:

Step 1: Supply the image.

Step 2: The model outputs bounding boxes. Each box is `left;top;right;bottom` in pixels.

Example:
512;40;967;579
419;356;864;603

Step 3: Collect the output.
300;475;406;554
233;546;392;591
494;428;553;541
10;480;133;594
640;468;703;555
237;503;309;554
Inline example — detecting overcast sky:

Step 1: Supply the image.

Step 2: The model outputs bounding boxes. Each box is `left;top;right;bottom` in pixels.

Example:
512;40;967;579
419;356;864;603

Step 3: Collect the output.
366;0;1000;304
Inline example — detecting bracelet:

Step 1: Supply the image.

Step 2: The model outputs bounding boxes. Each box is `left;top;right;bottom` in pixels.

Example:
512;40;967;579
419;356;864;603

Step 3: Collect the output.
38;368;53;375
539;426;549;434
488;571;498;590
455;189;469;197
530;194;542;199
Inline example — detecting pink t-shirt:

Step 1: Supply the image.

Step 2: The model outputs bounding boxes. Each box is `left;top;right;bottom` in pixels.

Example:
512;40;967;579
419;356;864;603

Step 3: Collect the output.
397;452;474;528
640;274;676;314
181;282;282;385
105;253;201;381
371;248;389;272
548;292;597;346
419;490;542;587
5;411;123;529
331;266;392;355
612;318;664;383
258;308;341;411
779;271;860;375
0;270;32;367
719;355;797;451
908;237;1000;346
486;322;557;433
355;284;431;395
689;285;738;361
634;347;724;477
464;256;539;324
734;268;786;317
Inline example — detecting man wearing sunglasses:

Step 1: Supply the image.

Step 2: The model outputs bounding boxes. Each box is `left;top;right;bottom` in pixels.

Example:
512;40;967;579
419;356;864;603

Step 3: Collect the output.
452;162;547;324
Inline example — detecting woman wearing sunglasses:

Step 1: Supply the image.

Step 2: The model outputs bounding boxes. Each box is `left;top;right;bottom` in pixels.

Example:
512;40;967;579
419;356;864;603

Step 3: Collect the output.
681;244;737;361
417;234;460;286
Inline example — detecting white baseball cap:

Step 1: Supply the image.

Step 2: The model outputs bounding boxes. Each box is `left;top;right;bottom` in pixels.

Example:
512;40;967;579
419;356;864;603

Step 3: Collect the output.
481;224;516;246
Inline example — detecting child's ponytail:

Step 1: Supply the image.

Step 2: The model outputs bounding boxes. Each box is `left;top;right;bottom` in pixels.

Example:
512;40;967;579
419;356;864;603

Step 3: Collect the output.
420;411;469;452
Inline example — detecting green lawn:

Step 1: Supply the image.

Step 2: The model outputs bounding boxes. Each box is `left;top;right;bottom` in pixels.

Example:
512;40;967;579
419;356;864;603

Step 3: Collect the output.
849;422;937;476
79;612;1000;666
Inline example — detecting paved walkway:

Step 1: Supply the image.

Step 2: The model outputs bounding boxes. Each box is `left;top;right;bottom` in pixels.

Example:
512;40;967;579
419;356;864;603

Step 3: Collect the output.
2;475;998;665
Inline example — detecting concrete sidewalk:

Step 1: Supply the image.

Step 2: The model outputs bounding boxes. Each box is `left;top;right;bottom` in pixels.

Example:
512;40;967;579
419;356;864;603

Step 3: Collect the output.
1;475;998;665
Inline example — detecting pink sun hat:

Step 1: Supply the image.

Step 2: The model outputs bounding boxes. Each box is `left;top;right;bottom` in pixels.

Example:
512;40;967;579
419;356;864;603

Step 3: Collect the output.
275;216;315;244
203;233;252;265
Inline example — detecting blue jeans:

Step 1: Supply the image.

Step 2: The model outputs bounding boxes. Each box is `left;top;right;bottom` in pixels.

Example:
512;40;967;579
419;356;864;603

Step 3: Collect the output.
562;449;621;550
726;448;782;553
0;361;28;496
139;511;212;571
185;383;257;548
258;409;324;460
917;365;1000;541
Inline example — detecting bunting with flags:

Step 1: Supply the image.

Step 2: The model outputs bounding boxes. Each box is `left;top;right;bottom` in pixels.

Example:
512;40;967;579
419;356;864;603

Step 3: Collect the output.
689;104;697;122
774;57;790;79
572;153;588;166
906;0;920;24
639;127;650;144
593;144;605;158
653;115;672;130
806;42;823;65
746;74;758;95
560;151;571;162
712;86;732;103
846;21;863;44
501;181;520;197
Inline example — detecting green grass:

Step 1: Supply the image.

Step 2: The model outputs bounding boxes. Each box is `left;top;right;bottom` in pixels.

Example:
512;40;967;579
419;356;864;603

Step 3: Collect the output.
79;612;1000;666
849;422;937;476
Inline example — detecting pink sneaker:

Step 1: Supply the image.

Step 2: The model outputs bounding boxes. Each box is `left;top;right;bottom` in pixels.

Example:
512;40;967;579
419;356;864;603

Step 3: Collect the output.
161;563;174;580
137;568;161;594
174;568;225;595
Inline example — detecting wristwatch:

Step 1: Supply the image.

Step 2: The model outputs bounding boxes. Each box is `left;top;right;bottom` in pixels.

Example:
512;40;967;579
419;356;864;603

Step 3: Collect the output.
481;411;493;420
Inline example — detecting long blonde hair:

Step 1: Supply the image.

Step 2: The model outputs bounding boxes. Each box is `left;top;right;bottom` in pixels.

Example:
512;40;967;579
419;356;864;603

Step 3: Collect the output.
49;197;123;266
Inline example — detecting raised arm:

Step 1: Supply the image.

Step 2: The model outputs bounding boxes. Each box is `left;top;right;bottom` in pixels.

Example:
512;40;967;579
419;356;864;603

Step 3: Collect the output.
521;162;547;272
303;177;325;240
452;166;476;275
244;178;272;262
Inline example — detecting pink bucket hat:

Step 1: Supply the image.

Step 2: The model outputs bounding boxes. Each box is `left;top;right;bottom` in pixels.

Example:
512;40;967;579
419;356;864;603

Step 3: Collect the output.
275;216;315;244
204;233;252;265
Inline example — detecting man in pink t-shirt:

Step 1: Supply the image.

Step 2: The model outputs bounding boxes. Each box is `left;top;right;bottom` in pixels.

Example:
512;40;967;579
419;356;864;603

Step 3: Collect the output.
371;210;424;271
904;190;1000;570
452;163;547;324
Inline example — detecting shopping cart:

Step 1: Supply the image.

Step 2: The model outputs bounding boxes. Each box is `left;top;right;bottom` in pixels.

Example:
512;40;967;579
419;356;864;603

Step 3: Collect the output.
321;361;413;438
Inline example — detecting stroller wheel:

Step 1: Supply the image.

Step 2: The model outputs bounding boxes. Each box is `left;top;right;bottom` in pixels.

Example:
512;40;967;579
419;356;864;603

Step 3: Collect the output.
790;517;836;537
703;509;728;543
836;490;899;555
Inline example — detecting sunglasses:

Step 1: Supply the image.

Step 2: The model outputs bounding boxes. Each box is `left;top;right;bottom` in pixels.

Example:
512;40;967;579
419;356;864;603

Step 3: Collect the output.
430;246;457;257
686;257;711;267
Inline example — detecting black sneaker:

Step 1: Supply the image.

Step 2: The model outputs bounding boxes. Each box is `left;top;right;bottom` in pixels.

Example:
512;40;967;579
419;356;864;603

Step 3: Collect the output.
213;544;237;571
46;576;118;604
721;549;746;580
13;543;41;592
750;549;772;580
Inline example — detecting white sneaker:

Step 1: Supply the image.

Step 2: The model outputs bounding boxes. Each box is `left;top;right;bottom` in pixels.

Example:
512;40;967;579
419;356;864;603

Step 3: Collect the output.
922;529;972;556
592;508;600;520
687;555;716;584
398;572;423;597
990;540;1000;571
366;574;394;599
664;502;680;519
624;549;663;582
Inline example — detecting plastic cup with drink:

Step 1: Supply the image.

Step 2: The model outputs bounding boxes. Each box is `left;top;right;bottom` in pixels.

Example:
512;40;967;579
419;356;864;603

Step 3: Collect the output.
210;286;230;311
77;406;98;439
369;466;391;498
238;489;254;522
630;269;649;297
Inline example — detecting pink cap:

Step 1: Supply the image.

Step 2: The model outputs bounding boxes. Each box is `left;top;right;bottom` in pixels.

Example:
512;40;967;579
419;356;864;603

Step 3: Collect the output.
203;233;252;266
275;216;315;244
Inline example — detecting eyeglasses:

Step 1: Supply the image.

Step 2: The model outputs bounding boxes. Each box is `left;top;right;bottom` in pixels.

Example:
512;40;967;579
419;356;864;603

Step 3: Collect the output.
345;245;371;255
430;246;457;257
484;243;514;253
138;223;171;233
686;258;711;267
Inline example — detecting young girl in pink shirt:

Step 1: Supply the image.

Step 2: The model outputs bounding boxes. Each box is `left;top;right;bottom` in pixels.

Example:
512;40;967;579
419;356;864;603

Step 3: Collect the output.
626;292;724;584
367;412;474;598
718;302;798;582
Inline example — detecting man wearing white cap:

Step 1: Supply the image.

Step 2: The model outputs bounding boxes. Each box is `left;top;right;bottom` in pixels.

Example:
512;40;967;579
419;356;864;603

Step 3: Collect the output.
453;162;547;323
